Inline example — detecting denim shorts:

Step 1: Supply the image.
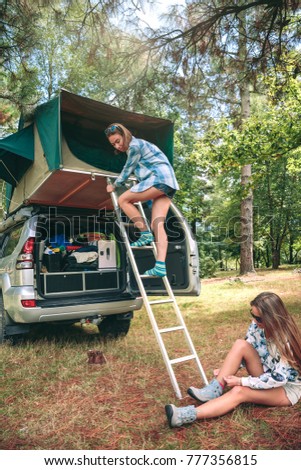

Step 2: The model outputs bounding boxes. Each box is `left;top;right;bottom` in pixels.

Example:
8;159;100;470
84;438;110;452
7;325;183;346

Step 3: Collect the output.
283;383;301;405
153;184;177;199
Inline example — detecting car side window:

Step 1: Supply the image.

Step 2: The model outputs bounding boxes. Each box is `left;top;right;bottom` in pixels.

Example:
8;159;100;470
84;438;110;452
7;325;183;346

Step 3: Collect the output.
0;233;6;257
0;233;5;248
2;226;24;258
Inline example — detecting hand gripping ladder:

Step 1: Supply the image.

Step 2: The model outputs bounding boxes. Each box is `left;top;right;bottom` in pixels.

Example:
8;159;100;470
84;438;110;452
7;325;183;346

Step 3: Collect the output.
108;178;208;399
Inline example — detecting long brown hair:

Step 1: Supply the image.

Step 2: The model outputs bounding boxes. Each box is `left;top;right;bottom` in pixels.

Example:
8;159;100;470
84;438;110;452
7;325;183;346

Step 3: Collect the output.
251;292;301;373
105;123;132;151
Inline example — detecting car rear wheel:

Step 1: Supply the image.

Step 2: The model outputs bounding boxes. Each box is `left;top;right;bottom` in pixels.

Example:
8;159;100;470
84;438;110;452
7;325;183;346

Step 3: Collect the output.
98;315;132;340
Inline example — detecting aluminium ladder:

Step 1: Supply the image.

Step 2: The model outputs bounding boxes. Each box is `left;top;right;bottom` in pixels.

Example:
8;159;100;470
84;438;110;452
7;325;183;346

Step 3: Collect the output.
108;178;208;399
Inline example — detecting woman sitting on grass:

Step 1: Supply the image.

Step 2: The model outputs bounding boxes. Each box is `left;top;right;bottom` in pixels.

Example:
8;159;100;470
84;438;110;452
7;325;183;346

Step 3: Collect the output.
165;292;301;428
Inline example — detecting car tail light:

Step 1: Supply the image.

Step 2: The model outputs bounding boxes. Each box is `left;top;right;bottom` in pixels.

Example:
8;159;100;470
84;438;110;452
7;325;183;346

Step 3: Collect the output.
21;299;37;308
22;237;35;254
16;237;35;270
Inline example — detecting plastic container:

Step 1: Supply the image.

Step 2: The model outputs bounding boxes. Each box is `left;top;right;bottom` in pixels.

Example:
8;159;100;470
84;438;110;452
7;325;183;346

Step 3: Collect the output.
42;252;62;272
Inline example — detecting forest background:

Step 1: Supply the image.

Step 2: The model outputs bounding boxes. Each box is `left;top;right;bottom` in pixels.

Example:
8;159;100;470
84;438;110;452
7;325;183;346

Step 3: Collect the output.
1;0;301;278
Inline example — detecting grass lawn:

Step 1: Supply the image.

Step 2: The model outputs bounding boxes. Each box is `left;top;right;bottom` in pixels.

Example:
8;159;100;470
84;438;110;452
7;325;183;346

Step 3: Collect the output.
1;268;301;450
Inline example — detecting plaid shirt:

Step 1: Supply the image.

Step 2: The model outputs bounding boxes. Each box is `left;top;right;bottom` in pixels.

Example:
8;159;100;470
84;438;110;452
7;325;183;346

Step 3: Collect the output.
114;137;179;192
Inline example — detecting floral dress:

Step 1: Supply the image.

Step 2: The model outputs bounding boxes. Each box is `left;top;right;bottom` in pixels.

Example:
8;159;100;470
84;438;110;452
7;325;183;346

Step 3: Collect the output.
241;321;301;390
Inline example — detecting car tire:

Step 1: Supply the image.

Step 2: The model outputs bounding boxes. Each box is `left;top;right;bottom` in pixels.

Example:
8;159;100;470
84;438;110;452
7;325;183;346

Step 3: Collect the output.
98;315;131;340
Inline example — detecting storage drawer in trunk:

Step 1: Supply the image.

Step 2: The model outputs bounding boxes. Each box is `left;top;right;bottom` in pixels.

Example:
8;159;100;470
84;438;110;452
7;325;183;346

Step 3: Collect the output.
40;271;119;295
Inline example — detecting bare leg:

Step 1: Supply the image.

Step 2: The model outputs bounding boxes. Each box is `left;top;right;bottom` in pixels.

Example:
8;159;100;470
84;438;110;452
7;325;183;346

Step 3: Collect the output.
216;339;264;387
165;384;291;427
167;340;292;428
196;386;291;419
150;196;171;261
118;187;165;231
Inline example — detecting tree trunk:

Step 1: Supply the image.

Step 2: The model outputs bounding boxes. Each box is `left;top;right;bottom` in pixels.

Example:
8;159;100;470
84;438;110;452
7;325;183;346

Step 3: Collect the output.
238;10;255;275
264;245;271;267
218;244;223;269
240;164;255;273
272;249;281;269
288;234;294;264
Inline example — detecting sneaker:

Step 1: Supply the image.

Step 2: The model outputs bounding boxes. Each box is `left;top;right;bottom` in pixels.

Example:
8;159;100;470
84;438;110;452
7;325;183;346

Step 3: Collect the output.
131;232;154;247
165;404;197;428
187;379;223;402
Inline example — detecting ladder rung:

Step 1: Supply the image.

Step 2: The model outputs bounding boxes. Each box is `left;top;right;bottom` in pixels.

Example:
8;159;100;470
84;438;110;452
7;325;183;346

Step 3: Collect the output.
159;326;184;333
170;354;196;365
149;299;174;305
140;274;165;278
120;221;134;227
131;245;154;250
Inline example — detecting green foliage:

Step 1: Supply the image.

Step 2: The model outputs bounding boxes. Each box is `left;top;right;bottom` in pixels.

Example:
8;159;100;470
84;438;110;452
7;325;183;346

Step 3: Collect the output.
253;156;301;268
190;74;301;182
188;72;301;271
173;128;213;230
193;102;301;177
1;0;159;117
1;0;301;273
199;254;219;278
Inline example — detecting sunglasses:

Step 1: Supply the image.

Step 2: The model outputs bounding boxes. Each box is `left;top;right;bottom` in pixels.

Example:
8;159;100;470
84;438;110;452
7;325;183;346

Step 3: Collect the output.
250;309;263;323
104;125;122;136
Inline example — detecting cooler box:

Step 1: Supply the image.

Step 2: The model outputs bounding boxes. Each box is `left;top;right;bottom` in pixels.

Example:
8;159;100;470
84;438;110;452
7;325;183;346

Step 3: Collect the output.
98;240;117;269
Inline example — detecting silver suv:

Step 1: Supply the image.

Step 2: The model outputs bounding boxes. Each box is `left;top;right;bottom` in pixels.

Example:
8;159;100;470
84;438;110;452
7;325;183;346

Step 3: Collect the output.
0;201;200;343
0;90;200;343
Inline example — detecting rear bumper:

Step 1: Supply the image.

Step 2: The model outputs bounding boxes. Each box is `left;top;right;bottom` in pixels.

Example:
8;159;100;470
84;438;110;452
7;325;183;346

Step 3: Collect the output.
3;285;143;324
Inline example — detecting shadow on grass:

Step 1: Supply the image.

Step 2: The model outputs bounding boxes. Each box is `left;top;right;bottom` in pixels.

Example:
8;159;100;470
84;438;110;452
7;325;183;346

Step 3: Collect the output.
9;323;105;346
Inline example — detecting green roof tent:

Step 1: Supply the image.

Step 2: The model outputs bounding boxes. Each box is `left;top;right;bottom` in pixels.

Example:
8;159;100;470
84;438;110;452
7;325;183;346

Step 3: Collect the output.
0;89;174;215
0;124;34;186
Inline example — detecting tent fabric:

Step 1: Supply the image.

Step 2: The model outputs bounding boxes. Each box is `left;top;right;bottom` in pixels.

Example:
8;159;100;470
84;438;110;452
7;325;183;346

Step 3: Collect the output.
0;90;174;182
60;90;174;165
33;89;174;175
35;96;62;170
63;124;127;174
5;184;13;212
6;125;54;214
0;124;34;186
60;90;174;174
1;90;174;213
